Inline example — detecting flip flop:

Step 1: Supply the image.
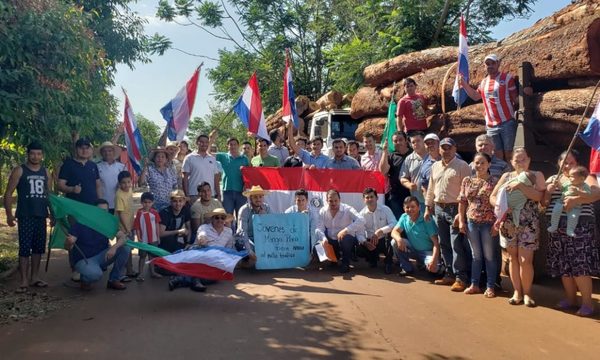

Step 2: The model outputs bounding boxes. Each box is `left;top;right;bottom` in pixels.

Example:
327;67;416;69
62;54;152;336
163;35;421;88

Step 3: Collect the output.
30;280;48;288
15;286;28;294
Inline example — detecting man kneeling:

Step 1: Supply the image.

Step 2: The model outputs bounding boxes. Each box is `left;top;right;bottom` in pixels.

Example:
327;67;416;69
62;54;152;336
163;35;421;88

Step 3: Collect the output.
391;196;442;276
66;199;131;290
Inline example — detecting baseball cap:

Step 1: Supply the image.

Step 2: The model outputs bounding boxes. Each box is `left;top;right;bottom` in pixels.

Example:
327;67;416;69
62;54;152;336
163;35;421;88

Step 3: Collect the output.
484;54;499;63
423;133;440;142
439;137;456;147
75;138;92;148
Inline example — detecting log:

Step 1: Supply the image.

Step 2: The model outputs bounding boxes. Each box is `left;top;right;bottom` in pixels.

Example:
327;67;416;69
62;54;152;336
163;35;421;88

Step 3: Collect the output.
362;46;458;87
534;87;599;127
350;87;390;119
354;117;387;142
316;91;343;109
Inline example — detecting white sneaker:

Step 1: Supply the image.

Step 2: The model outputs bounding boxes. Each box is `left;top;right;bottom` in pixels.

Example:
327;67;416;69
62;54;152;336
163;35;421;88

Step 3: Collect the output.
71;271;81;282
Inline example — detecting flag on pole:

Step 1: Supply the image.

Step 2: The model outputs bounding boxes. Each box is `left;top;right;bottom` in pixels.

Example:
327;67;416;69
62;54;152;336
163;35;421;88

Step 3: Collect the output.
123;90;147;175
381;95;398;152
452;15;469;107
160;66;201;141
590;148;600;175
233;72;269;140
579;97;600;150
282;49;299;128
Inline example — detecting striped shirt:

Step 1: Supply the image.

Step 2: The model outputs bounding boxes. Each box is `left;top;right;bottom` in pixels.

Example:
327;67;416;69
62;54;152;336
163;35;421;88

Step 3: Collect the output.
478;72;517;127
134;208;161;244
545;175;595;218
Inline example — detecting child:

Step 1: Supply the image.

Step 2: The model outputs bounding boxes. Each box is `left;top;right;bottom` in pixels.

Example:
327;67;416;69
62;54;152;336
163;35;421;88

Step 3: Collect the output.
115;171;136;279
502;171;533;227
133;192;162;280
547;166;591;237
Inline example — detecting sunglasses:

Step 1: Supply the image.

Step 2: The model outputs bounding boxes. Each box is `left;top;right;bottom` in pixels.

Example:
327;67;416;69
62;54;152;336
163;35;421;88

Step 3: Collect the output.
213;216;227;220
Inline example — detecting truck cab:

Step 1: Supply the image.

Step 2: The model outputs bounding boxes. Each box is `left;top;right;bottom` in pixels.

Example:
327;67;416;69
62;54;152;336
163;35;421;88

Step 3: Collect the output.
308;109;361;156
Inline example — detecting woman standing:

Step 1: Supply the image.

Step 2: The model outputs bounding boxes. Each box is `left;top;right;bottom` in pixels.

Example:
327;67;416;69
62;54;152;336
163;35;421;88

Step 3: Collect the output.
490;147;546;307
140;147;178;211
544;150;600;317
458;152;499;297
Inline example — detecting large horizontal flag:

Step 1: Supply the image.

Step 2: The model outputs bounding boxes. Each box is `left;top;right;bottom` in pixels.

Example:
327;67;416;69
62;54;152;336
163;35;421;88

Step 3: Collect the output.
123;90;147;175
242;167;386;213
282;49;299;128
160;66;201;141
452;15;469;107
151;246;248;281
579;96;600;151
233;72;269;140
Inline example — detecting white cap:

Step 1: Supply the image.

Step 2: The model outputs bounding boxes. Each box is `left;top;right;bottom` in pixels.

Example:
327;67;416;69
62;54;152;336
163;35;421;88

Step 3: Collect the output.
424;133;440;142
484;54;499;62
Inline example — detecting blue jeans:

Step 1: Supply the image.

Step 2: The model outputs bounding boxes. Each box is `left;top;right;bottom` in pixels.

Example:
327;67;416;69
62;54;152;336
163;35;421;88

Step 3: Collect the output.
394;243;441;274
327;234;358;266
385;192;405;220
434;204;471;282
223;190;246;218
467;222;497;289
487;118;517;151
74;246;131;284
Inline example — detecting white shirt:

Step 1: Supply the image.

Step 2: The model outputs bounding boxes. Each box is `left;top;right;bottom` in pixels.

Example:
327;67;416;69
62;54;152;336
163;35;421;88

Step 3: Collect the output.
268;144;290;165
315;203;364;241
97;161;126;209
196;224;234;248
360;150;382;171
182;152;220;196
357;204;397;243
285;205;319;248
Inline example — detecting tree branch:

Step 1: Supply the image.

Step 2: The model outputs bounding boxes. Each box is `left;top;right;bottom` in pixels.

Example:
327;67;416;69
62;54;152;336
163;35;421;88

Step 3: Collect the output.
219;0;263;55
171;47;219;61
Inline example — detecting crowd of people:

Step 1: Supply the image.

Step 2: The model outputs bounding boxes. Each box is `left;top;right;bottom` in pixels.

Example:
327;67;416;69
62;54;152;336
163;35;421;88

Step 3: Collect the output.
3;54;600;318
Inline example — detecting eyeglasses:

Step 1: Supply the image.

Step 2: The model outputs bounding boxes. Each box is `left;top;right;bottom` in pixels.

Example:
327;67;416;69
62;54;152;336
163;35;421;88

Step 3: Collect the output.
213;216;227;220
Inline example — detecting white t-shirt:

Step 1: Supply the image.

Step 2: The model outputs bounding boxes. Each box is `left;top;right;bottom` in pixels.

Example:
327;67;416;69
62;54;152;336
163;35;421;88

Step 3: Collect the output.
97;161;126;209
182;152;220;196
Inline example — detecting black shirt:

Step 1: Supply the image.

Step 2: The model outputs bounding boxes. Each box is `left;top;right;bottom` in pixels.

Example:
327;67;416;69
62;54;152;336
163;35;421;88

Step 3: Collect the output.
159;206;191;253
387;149;412;198
16;164;49;218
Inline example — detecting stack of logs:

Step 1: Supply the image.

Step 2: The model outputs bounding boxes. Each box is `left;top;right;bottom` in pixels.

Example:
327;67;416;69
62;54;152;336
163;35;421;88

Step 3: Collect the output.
351;0;600;153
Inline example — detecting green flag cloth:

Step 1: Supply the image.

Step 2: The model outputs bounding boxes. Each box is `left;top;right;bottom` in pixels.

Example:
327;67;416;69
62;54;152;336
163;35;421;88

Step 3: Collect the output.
381;100;397;152
125;240;171;257
48;194;119;249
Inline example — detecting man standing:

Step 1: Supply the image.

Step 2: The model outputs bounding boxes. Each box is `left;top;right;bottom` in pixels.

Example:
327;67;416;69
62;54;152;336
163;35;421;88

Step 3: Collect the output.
424;137;472;291
326;139;360;169
460;54;518;161
268;129;289;165
96;141;125;213
379;131;412;219
283;137;307;167
357;188;396;274
287;122;329;169
360;133;382;171
182;134;221;203
252;138;280;167
315;190;364;273
470;134;511;177
400;132;428;204
396;78;428;135
212;135;249;218
419;133;442;200
236;185;271;261
242;141;254;164
4;142;52;292
347;140;361;165
58;138;102;205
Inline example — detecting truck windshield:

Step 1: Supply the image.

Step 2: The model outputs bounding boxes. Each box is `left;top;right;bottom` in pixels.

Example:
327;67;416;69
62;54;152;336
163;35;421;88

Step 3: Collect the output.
330;114;359;140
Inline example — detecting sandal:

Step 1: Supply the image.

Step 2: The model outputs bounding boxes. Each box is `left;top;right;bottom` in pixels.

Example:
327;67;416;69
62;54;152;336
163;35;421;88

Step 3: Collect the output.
484;288;496;298
30;280;48;288
463;286;481;295
576;304;595;317
15;286;28;294
555;299;577;311
150;273;163;279
508;297;523;305
524;296;537;308
135;276;145;282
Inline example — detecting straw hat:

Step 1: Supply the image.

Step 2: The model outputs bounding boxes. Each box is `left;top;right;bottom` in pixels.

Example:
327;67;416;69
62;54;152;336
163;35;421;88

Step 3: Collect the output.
165;140;179;152
242;185;268;197
169;189;187;200
149;146;170;162
96;141;121;158
205;208;234;222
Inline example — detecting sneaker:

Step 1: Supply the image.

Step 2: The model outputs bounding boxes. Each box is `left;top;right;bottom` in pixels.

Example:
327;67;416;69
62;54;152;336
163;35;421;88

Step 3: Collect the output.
434;276;455;286
398;268;414;277
451;280;467;292
71;271;81;282
190;282;207;292
106;280;127;290
547;226;557;233
339;264;350;273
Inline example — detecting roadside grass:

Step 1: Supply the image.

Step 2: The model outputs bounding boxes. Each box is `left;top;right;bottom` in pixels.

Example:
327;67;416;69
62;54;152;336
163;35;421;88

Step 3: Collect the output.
0;211;18;274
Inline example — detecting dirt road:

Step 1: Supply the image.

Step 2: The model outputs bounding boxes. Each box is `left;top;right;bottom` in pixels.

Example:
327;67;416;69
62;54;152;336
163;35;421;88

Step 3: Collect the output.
1;251;599;359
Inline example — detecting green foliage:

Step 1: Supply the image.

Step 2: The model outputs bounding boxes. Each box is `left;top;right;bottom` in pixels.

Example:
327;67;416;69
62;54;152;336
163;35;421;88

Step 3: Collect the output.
134;114;162;149
187;105;251;151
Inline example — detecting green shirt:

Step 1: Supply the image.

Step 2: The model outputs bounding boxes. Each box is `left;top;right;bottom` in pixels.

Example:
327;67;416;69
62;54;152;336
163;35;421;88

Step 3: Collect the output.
251;154;280;167
396;212;438;251
216;152;249;192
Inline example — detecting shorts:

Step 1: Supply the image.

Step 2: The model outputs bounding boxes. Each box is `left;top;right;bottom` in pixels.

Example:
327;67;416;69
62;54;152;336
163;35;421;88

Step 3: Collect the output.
487;119;517;151
17;217;47;257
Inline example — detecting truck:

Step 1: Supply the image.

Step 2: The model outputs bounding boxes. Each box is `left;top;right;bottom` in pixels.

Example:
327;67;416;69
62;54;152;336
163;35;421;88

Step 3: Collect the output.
307;109;363;156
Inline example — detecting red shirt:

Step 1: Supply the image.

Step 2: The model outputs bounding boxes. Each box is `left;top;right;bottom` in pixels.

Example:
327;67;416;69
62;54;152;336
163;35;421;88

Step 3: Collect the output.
477;72;517;127
396;94;427;131
134;208;161;244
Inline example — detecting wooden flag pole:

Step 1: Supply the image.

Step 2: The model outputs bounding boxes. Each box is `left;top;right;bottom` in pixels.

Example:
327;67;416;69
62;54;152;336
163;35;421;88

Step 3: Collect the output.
441;62;458;114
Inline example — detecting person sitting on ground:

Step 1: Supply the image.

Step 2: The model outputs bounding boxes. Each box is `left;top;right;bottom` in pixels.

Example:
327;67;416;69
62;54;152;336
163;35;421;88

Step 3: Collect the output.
66;199;131;291
252;138;280;167
236;185;271;262
190;182;223;234
158;190;191;254
391;196;441;276
285;189;319;250
547;165;592;237
315;189;365;273
357;188;396;274
196;208;235;248
326;139;360;170
133;192;162;280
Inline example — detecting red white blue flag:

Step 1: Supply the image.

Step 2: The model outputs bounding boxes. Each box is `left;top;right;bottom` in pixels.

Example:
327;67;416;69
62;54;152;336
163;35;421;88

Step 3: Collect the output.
452;15;469;107
579;96;600;151
282;49;299;128
152;246;248;281
123;91;146;175
160;67;200;141
234;72;269;140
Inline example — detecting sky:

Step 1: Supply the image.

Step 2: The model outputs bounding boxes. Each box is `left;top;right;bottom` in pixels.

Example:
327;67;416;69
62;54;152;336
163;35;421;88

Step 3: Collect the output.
110;0;573;129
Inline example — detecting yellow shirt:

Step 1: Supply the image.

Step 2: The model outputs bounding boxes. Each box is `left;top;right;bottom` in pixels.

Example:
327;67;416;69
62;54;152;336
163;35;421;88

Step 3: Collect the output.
425;157;472;206
115;188;134;232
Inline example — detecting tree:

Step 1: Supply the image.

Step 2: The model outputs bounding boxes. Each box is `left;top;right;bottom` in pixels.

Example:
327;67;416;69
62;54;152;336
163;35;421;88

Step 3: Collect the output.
135;114;162;149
